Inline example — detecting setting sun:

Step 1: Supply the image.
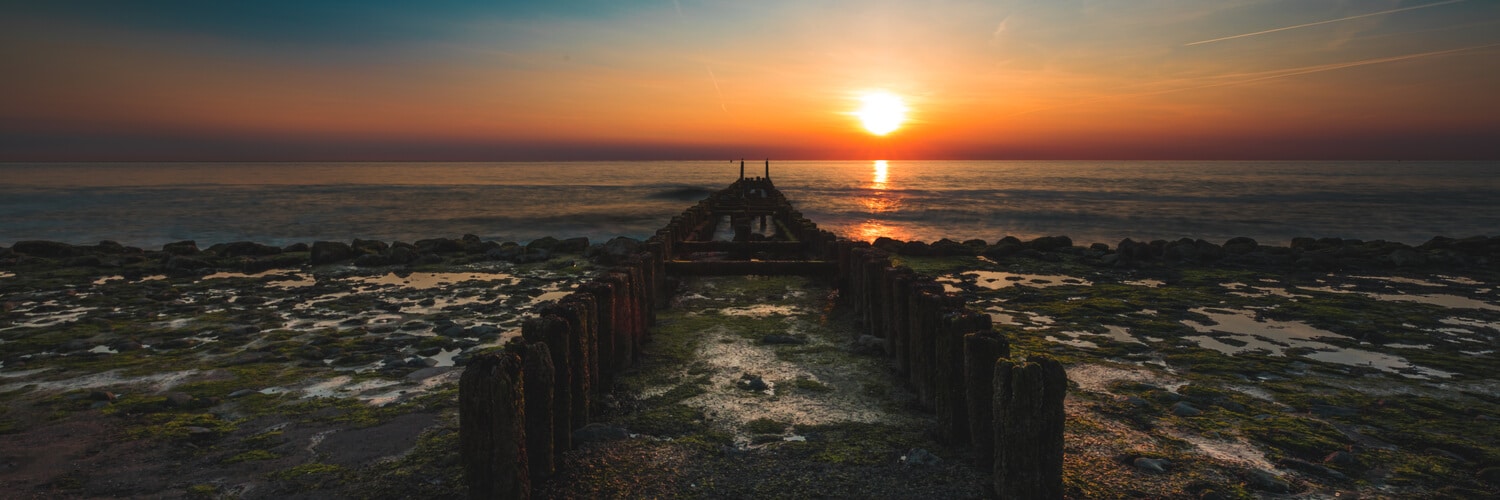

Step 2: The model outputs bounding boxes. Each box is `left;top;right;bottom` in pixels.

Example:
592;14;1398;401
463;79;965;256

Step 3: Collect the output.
854;91;908;136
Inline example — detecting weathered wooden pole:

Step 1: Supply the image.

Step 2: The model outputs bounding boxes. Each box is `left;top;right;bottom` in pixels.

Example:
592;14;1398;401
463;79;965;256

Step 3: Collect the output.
888;269;916;374
514;341;556;478
580;281;616;385
459;352;529;500
934;306;990;444
555;298;593;428
993;355;1067;500
522;315;572;456
963;330;1010;469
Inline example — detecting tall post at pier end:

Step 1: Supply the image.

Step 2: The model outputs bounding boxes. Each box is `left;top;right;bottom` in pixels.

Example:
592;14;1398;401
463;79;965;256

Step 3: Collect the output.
739;159;745;180
764;159;770;180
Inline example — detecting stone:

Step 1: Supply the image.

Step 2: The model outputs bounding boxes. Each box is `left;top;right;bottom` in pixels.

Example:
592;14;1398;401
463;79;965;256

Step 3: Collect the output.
1276;458;1346;480
1478;466;1500;486
554;237;590;254
164;255;211;271
13;240;79;258
212;241;282;257
1244;469;1292;494
1027;235;1072;251
527;236;560;252
854;334;886;354
1223;236;1258;254
88;390;117;401
588;237;643;265
1133;457;1171;474
164;392;194;407
228;389;258;398
1323;450;1357;466
162;240;201;255
1171;401;1202;417
310;241;354;264
351;238;388;254
573;423;630;444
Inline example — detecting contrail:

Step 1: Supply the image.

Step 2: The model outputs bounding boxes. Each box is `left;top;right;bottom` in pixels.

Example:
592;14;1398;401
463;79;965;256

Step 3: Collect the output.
1186;0;1466;46
707;67;728;112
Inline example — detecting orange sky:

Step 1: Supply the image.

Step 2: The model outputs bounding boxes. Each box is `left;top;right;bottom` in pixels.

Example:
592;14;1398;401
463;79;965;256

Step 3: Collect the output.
2;1;1498;160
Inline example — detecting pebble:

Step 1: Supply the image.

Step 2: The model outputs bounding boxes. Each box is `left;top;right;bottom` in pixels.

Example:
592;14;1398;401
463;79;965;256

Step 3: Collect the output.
1133;457;1171;474
901;448;942;466
1171;401;1202;417
1244;469;1292;494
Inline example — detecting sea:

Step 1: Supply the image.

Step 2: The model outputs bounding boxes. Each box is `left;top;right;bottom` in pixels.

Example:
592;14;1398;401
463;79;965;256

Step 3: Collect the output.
1;161;1496;249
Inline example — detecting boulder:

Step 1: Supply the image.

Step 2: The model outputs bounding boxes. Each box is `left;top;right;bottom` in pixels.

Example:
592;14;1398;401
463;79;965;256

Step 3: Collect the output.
930;238;971;256
871;237;904;253
414;238;464;254
164;255;211;271
310;241;354;264
1244;469;1292;494
210;241;282;257
1133;457;1171;474
1027;235;1073;251
554;237;590;254
12;240;78;258
1223;237;1258;254
587;237;642;265
898;240;933;256
161;240;201;255
282;242;310;252
352;239;388;255
1171;401;1202;417
526;236;561;252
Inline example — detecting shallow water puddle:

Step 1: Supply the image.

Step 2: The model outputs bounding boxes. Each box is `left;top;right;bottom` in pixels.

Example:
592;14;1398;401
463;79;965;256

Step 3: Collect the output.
720;304;802;317
353;271;514;290
1220;282;1308;299
940;270;1092;290
1182;308;1453;378
1123;279;1164;288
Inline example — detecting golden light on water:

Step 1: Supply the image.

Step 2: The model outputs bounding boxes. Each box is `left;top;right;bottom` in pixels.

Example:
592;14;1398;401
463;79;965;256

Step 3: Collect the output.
857;160;906;241
854;91;908;135
872;160;889;189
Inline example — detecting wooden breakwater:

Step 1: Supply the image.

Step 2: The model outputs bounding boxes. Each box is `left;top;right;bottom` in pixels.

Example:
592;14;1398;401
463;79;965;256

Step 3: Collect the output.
459;175;1067;499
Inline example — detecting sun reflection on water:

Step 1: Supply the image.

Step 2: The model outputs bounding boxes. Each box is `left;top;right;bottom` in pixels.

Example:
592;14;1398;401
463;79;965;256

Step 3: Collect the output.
856;160;909;241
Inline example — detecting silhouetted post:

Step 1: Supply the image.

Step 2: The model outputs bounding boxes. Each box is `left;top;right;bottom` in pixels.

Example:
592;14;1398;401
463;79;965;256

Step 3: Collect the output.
889;269;915;374
993;356;1067;500
581;281;616;385
557;298;594;425
963;330;1010;469
764;158;770;180
740;160;745;180
515;341;555;478
935;306;989;444
522;315;572;456
459;352;529;500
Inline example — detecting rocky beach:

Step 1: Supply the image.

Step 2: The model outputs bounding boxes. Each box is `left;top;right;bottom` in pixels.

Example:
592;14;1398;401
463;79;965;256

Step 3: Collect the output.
1;233;1497;498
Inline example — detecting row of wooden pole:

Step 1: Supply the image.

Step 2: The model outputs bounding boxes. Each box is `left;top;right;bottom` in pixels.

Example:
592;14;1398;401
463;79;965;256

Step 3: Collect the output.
458;248;661;499
837;241;1068;499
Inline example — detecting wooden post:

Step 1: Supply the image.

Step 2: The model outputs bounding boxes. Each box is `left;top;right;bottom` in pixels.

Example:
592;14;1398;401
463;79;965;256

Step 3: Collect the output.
963;330;1010;469
515;342;555;478
522;315;572;456
993;356;1067;500
889;269;915;375
459;353;528;500
580;281;616;385
934;306;989;444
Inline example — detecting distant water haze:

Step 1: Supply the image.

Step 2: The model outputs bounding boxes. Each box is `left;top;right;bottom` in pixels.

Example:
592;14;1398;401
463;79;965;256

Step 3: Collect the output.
1;161;1495;248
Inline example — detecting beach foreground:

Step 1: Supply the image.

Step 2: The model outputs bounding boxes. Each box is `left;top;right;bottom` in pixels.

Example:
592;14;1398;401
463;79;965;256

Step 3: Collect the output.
1;235;1497;498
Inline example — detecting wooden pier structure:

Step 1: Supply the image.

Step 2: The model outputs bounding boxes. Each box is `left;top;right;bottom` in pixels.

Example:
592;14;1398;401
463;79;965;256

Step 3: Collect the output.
459;172;1067;499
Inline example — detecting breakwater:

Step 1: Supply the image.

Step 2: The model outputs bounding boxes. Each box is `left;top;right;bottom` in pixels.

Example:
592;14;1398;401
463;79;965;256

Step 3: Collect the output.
459;176;1068;499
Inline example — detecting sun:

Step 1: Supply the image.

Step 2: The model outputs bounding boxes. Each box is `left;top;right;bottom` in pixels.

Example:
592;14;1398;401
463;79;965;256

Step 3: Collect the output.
854;91;908;136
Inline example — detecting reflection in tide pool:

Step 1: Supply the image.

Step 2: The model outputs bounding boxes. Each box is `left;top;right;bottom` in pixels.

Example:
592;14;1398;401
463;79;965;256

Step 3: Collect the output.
1181;308;1454;379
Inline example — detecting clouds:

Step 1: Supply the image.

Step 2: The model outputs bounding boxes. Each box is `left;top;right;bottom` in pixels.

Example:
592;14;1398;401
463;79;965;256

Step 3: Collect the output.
1;0;1497;160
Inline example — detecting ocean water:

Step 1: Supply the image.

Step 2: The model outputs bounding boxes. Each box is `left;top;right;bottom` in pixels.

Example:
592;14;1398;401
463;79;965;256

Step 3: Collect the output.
1;161;1496;249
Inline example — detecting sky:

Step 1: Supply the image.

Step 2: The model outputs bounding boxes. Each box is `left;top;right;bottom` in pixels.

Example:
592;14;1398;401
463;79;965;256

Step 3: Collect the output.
2;0;1498;161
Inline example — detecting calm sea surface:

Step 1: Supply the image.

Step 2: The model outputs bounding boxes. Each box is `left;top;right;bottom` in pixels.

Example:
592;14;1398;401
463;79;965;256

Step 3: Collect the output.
1;161;1496;248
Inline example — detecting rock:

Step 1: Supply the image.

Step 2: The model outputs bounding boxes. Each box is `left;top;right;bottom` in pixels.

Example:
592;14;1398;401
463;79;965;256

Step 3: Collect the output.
899;240;932;256
88;390;117;402
901;448;942;466
1323;450;1357;466
736;373;769;391
1424;447;1467;462
1027;235;1072;251
554;237;590;254
311;241;354;264
415;237;464;254
351;238;388;254
211;241;282;257
440;325;468;337
573;423;630;444
1171;401;1202;417
588;237;643;264
854;334;886;354
930;238;971;256
871;237;904;253
158;240;200;255
283;242;310;252
1244;469;1292;494
526;236;560;252
12;240;79;258
760;334;807;345
1223;236;1258;254
164;392;194;407
1389;248;1425;267
1133;457;1171;474
164;255;211;271
353;254;390;267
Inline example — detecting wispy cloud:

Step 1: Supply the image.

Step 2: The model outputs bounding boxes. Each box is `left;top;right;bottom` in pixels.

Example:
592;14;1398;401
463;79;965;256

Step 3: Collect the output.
1007;42;1500;117
1185;0;1466;46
